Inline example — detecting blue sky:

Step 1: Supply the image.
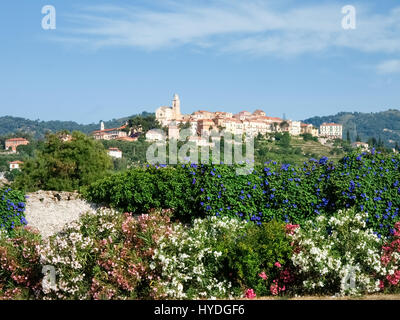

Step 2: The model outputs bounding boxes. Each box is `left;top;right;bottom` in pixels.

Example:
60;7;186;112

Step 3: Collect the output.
0;0;400;123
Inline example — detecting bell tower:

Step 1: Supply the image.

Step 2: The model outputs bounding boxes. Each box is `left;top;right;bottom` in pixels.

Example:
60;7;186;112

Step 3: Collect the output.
172;94;181;119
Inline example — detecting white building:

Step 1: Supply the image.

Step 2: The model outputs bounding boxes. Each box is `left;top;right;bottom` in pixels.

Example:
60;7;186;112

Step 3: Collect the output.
168;125;180;140
301;123;319;137
319;123;343;139
92;124;128;140
352;142;369;150
146;129;165;142
188;136;213;147
288;120;302;136
108;148;122;159
9;161;23;170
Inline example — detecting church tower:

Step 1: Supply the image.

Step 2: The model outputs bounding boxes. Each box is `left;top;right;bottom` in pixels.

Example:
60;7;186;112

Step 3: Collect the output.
172;94;181;119
100;121;105;131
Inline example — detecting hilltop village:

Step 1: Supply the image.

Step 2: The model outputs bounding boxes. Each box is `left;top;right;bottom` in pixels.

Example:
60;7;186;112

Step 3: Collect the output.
91;94;343;145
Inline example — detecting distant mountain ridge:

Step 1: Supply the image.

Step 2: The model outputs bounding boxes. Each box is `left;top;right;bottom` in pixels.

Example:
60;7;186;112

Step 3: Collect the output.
0;112;154;139
1;109;400;147
304;109;400;147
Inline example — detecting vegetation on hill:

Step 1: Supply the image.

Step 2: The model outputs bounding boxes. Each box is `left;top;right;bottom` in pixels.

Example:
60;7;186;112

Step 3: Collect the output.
304;109;400;147
253;132;346;165
0;112;154;139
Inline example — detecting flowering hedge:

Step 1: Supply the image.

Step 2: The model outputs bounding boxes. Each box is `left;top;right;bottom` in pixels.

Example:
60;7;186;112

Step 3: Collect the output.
1;208;400;299
380;222;400;292
0;187;27;236
290;208;384;296
85;149;400;236
0;226;42;299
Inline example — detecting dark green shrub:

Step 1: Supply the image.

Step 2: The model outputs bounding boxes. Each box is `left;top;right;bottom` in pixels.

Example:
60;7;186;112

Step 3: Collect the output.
220;220;293;296
13;131;112;192
84;165;200;222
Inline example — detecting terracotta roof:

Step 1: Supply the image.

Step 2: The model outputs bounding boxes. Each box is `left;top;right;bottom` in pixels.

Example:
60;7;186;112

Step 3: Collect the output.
9;161;24;164
6;138;29;142
196;110;213;114
116;137;137;142
108;148;121;152
227;118;242;123
253;109;265;114
92;125;127;134
321;123;342;126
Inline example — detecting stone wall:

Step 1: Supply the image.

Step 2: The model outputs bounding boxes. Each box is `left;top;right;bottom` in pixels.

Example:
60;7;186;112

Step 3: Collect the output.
24;190;101;239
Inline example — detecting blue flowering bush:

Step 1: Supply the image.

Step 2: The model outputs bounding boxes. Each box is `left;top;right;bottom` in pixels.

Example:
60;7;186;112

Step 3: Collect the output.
85;149;400;236
328;150;400;238
194;159;333;225
0;187;27;235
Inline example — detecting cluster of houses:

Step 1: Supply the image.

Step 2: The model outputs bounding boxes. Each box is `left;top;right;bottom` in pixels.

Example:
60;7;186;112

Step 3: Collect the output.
148;94;343;143
1;137;30;171
88;94;346;154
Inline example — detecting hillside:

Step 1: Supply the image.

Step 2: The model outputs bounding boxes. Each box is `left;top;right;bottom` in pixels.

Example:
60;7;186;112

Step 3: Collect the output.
304;109;400;147
0;112;154;139
254;135;345;166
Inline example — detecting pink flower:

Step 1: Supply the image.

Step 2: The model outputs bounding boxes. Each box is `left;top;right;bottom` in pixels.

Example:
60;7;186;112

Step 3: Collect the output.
270;281;279;296
274;262;282;268
258;271;268;280
245;288;257;299
270;279;285;296
379;280;385;291
285;224;300;235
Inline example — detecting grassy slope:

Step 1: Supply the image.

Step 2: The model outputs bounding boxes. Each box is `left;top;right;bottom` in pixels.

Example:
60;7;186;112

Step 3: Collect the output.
255;136;344;165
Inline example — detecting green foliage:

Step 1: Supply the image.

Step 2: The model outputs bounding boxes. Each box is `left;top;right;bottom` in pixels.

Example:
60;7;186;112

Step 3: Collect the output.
304;109;400;148
83;165;199;221
0;113;154;139
301;133;318;142
128;114;162;134
275;132;291;148
0;154;21;172
13;131;112;192
0;187;27;236
4;169;22;182
100;139;151;164
223;220;293;296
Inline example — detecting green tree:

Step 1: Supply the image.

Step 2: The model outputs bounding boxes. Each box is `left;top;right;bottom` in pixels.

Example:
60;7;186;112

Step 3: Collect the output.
13;131;112;192
346;130;351;143
178;122;191;130
277;132;291;149
128;115;161;134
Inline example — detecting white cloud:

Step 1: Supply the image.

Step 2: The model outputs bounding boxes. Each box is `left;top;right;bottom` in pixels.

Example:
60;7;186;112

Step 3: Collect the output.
376;60;400;74
54;1;400;57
